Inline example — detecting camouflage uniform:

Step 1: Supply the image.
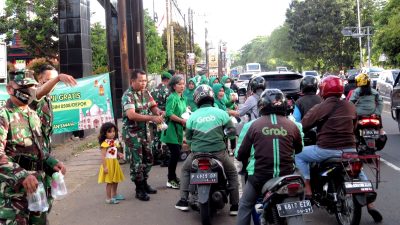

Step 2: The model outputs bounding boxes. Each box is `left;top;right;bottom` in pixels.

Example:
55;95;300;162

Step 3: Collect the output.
122;88;157;182
0;99;58;225
30;95;53;153
150;83;169;164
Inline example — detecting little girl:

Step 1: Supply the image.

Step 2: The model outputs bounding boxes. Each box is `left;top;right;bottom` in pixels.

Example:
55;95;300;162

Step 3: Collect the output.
97;122;125;204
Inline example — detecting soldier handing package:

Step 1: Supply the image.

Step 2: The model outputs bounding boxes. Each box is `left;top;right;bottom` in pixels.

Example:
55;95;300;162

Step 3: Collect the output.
0;71;66;225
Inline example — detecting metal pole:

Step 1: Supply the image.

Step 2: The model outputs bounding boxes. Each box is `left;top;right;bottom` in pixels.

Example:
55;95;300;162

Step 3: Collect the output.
367;26;371;68
184;14;188;80
118;0;130;92
357;0;363;67
171;25;175;70
205;24;209;76
138;0;147;71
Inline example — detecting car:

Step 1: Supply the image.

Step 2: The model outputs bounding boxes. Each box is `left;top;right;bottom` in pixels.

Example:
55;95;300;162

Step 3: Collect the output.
236;73;253;96
302;70;321;83
246;71;303;107
376;69;400;101
390;71;400;132
362;67;384;89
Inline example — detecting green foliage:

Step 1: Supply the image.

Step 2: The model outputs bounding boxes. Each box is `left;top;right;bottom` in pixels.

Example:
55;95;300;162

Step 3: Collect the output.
144;10;167;74
162;22;202;72
0;0;58;59
374;0;400;66
91;22;109;73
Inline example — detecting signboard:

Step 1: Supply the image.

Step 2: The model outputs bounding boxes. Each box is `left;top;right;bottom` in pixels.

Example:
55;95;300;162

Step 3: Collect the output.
209;51;218;68
0;73;115;134
187;53;195;66
0;42;6;82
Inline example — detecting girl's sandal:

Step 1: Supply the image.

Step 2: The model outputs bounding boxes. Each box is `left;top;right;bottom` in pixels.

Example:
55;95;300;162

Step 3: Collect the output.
105;198;120;204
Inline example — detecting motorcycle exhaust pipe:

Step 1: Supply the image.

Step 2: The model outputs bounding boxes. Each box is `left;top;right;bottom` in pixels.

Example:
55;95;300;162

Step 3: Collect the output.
212;191;225;209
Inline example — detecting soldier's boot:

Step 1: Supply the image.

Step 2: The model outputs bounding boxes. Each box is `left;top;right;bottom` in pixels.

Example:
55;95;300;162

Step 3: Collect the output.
135;181;150;201
143;179;157;194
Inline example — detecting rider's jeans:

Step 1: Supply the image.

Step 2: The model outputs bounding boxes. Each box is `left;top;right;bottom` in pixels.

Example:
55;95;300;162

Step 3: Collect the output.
179;150;239;205
236;181;258;225
295;145;368;180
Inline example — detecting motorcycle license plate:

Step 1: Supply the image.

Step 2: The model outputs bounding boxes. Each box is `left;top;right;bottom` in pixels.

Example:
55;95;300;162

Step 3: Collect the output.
276;200;313;217
363;129;379;138
344;181;374;194
190;172;218;184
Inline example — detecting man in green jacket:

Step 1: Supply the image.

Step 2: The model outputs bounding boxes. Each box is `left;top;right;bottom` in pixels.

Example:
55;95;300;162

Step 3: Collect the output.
174;85;239;216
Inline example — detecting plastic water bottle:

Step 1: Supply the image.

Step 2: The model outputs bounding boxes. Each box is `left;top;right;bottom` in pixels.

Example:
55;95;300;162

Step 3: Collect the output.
51;172;68;199
27;182;49;212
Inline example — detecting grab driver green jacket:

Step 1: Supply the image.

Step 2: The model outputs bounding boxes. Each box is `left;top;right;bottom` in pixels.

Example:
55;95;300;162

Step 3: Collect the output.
235;114;303;184
186;104;235;152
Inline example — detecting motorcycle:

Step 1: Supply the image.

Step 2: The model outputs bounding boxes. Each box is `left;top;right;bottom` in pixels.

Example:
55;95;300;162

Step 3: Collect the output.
356;115;387;156
256;174;311;225
310;153;377;225
189;153;230;225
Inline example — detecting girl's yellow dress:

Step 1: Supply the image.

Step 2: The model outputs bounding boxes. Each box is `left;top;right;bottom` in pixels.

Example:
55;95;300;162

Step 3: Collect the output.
98;139;125;183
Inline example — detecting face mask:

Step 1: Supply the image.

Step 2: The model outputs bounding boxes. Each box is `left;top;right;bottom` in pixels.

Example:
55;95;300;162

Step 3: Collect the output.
224;83;231;89
13;87;35;105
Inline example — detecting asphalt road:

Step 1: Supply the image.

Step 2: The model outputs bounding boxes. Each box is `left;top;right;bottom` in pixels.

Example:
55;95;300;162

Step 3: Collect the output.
49;110;400;225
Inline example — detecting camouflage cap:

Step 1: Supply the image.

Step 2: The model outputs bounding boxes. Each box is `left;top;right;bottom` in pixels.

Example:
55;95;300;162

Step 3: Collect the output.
8;70;38;86
161;71;172;79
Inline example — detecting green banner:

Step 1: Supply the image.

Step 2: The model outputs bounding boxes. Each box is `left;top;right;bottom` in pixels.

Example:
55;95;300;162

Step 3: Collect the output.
0;73;115;134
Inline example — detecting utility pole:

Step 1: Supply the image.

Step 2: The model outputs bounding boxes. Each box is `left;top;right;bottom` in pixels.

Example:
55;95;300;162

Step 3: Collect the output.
117;0;130;91
166;0;171;69
169;0;175;70
205;24;209;76
357;0;363;67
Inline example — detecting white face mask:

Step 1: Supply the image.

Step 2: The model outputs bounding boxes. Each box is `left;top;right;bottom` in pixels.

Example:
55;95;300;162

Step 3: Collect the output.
224;83;231;89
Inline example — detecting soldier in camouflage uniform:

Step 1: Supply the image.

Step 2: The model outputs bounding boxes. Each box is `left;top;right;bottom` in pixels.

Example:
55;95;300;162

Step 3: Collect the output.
150;71;171;166
0;71;66;225
30;65;77;153
122;69;164;201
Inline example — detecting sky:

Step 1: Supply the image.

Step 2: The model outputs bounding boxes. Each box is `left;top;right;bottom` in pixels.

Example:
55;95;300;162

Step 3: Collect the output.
91;0;292;52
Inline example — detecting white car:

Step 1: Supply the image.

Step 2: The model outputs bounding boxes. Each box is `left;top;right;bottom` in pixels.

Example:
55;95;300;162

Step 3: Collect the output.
302;70;321;83
236;73;253;96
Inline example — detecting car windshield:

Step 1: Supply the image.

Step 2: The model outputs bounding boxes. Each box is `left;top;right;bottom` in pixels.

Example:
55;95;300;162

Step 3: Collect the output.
305;71;318;76
369;72;380;78
248;65;260;70
392;71;399;81
262;75;302;91
239;74;252;80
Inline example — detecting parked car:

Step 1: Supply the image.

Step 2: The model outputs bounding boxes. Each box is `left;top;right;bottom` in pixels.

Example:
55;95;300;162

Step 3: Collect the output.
362;67;384;89
246;71;303;107
391;71;400;132
236;73;253;96
376;69;400;101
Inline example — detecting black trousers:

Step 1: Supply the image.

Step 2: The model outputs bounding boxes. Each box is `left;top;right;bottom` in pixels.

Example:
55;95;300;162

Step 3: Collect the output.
166;143;181;181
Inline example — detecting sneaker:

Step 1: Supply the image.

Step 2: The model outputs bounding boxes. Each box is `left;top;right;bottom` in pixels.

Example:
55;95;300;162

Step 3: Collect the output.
175;199;189;211
230;204;238;216
105;198;120;204
167;180;180;189
113;194;125;201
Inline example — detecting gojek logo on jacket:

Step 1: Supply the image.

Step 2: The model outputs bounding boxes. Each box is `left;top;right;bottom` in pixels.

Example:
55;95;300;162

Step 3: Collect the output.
262;127;288;136
197;115;216;123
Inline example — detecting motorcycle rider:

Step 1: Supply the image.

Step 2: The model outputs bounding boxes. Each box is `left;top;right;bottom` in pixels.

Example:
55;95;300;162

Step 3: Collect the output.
350;73;384;134
344;74;357;99
295;75;383;222
235;89;303;225
174;85;239;216
238;76;265;121
293;75;323;122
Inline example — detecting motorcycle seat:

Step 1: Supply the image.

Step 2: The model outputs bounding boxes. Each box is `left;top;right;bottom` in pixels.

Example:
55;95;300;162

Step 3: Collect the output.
261;175;303;194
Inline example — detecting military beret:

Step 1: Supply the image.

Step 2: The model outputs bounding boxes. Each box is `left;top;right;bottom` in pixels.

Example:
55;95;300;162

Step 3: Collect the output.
161;72;172;79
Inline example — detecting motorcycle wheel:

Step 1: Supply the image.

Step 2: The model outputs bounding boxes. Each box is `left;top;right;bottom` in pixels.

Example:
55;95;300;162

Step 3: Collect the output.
334;185;362;225
284;197;306;225
200;201;212;225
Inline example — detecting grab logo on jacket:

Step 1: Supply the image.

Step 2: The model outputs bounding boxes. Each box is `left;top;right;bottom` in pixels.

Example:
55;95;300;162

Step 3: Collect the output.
262;127;288;136
197;115;216;123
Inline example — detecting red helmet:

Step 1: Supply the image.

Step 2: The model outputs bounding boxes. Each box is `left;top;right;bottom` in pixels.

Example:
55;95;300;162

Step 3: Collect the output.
319;75;344;99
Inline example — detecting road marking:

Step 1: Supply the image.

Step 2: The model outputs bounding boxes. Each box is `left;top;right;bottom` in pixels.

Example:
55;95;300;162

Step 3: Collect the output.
381;158;400;172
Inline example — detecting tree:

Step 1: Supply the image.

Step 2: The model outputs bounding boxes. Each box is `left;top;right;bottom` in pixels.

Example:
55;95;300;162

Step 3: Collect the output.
91;22;108;74
374;0;400;66
0;0;58;59
162;22;202;73
144;10;167;74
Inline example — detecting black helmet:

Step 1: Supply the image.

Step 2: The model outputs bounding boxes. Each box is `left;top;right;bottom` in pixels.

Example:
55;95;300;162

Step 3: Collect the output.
300;75;318;93
193;84;214;107
347;74;356;84
249;76;266;92
258;89;287;116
